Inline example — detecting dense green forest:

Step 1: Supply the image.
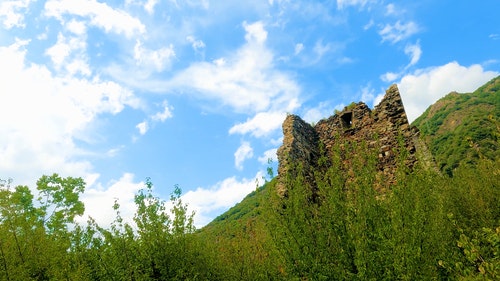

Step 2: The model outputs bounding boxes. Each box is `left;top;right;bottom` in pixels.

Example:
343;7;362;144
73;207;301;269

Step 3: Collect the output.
1;77;499;280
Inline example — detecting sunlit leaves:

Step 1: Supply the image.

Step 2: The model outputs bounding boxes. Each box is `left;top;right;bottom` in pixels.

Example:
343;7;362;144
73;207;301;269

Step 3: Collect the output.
36;173;85;233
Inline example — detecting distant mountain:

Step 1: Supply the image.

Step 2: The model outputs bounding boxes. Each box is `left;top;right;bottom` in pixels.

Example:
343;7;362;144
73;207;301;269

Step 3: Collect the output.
412;76;499;176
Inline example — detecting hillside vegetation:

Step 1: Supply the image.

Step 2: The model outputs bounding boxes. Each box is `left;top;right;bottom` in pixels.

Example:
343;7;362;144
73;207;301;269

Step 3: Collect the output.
0;77;499;280
412;76;499;175
200;141;499;280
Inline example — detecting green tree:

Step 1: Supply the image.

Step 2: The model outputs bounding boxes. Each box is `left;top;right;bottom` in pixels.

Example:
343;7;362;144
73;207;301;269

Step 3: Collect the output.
36;174;85;234
0;174;86;280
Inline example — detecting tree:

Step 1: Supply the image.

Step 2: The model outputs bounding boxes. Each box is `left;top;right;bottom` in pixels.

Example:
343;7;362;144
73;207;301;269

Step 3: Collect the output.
0;174;86;280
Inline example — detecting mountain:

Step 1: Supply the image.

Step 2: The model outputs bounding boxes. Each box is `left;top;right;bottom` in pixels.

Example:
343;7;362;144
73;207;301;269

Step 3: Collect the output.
412;76;499;176
198;77;500;280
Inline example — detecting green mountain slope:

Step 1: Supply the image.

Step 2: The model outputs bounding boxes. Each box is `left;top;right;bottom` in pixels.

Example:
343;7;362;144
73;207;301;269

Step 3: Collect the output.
412;76;499;175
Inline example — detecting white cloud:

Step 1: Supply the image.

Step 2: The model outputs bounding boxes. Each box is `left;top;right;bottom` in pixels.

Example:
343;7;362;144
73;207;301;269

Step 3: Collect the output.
243;21;267;45
66;19;87;35
45;33;71;67
134;40;176;72
380;41;422;83
133;101;173;137
151;100;173;122
302;101;343;124
160;21;300;137
385;3;397;16
110;21;301;125
45;32;91;76
78;173;143;226
397;62;499;123
363;19;375;30
83;171;265;229
337;0;370;9
229;112;287;137
183;0;209;10
106;146;125;157
182;172;264;227
136;121;149;135
186;35;206;53
294;39;344;66
144;0;159;14
381;71;399;82
45;0;146;38
405;41;422;67
106;22;300;139
313;40;331;58
168;53;299;113
373;92;385;107
360;86;376;105
294;43;304;55
0;39;140;186
1;39;144;230
258;148;278;164
483;59;500;67
234;142;254;170
337;56;355;64
37;28;49;40
379;21;419;43
0;0;33;29
213;57;226;66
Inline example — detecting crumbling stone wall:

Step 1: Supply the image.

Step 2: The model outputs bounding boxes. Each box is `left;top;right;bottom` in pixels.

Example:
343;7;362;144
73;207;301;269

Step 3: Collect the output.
277;84;419;196
276;115;319;196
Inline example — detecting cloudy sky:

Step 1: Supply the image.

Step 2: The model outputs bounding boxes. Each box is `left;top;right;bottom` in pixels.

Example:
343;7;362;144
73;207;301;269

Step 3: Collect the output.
1;0;499;227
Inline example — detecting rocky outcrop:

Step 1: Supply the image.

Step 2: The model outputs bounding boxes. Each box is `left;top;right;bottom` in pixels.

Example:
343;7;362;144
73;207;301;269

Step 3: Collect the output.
277;84;419;196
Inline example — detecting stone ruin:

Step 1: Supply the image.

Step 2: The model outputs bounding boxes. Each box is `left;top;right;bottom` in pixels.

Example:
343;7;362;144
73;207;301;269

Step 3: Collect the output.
276;84;420;196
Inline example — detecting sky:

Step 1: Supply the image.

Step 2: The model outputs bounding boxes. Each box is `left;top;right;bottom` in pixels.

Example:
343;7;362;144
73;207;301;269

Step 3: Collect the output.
0;0;499;227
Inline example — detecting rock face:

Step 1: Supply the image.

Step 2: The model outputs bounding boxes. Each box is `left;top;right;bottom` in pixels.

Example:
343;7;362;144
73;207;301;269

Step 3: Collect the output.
277;84;419;196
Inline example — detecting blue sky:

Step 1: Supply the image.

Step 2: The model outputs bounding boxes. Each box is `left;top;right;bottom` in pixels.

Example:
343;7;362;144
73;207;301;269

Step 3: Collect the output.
1;0;499;227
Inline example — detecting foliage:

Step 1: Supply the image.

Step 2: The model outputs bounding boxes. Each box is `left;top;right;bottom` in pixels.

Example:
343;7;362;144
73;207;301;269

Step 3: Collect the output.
0;176;214;280
412;76;499;176
198;139;499;280
0;174;86;280
0;154;497;280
